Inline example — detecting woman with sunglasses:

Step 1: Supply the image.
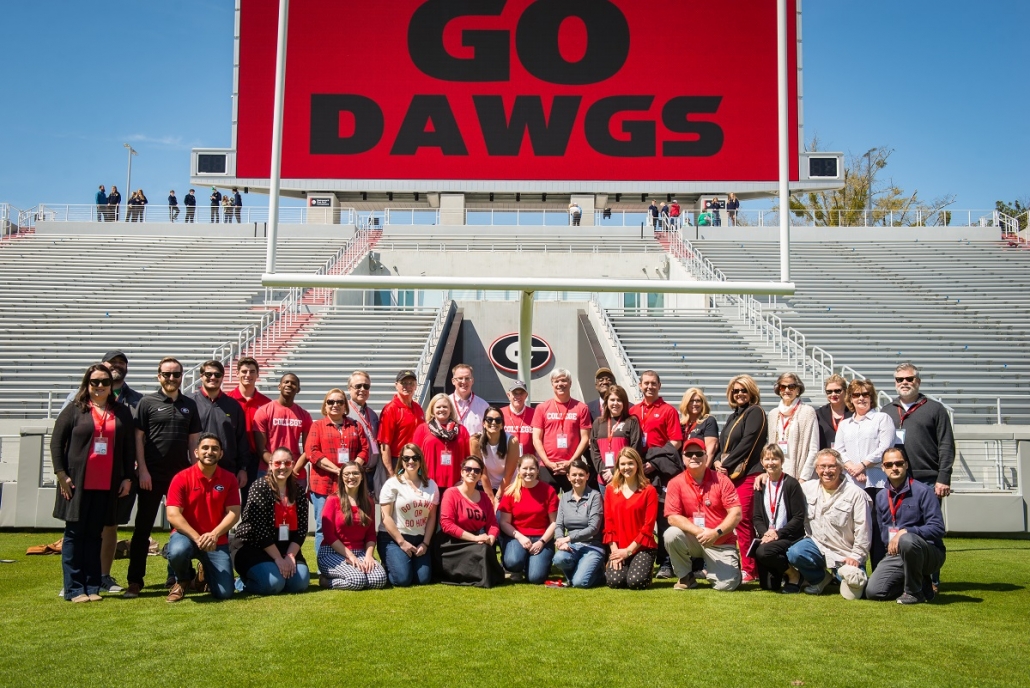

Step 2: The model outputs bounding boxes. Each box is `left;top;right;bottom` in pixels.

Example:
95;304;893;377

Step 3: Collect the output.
305;389;369;553
714;374;767;584
815;374;852;450
498;455;559;584
603;448;658;590
412;393;470;491
377;444;439;587
318;461;386;590
766;373;820;482
553;458;605;588
470;406;519;507
232;448;310;595
51;364;135;602
677;387;719;466
752;444;807;593
589;385;642;499
435;456;503;587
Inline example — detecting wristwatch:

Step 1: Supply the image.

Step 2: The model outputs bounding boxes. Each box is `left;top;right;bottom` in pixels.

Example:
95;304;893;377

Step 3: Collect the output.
716;527;724;536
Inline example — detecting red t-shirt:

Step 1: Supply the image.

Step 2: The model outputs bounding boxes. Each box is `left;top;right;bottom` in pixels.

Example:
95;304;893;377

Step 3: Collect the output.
83;407;117;491
497;481;558;536
321;494;376;551
664;469;740;547
630;397;684;449
439;487;500;540
412;423;470;490
166;464;241;546
603;483;659;550
377;396;425;457
253;400;313;476
502;405;535;457
227;387;272;453
305;416;370;496
531;398;591;462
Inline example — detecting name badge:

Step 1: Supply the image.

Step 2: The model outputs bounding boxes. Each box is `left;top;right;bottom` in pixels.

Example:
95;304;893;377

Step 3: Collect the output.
338;448;349;463
278;524;289;541
93;438;109;456
895;429;906;445
604;451;615;468
693;512;706;529
888;527;900;540
778;440;789;453
440;450;452;466
556;434;568;449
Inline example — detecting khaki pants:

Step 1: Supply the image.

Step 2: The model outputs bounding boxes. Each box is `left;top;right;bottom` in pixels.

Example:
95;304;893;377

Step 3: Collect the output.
664;526;741;591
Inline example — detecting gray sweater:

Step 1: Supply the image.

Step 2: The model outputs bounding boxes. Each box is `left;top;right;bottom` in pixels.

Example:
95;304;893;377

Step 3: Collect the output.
556;488;603;547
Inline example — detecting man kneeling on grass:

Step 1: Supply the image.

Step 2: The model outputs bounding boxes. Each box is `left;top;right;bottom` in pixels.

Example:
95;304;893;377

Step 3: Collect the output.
785;449;871;600
865;448;945;604
165;433;240;602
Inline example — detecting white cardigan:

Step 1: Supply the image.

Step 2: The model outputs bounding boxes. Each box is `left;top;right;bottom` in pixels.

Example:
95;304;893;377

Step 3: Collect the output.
767;402;820;480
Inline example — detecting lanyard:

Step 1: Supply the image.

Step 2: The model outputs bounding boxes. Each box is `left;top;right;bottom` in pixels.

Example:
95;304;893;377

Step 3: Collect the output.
831;411;843;432
887;479;912;525
606;418;616;441
91;405;111;438
897;398;928;427
779;402;800;438
453;393;474;423
767;477;783;523
683;417;698;437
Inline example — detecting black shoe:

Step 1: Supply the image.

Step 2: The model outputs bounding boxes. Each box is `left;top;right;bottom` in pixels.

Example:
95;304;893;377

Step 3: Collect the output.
781;583;801;594
655;565;674;580
897;592;926;605
922;578;937;602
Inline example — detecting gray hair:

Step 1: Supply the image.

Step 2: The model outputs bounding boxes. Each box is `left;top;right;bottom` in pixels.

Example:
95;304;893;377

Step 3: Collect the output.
895;362;920;377
550;368;572;383
815;448;845;469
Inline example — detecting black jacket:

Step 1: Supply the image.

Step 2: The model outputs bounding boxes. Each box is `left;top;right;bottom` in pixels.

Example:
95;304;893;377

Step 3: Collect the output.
815;403;852;450
588;415;642;478
188;390;254;476
50;401;135;523
210;190;222;206
184;193;196;207
880;395;956;486
716;404;767;479
752;473;806;543
643;443;684;499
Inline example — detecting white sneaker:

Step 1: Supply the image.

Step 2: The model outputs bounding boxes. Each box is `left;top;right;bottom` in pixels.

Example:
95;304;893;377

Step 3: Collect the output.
803;571;833;595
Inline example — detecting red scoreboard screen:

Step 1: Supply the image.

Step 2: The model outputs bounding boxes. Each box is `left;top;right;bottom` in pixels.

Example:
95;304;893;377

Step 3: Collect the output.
236;0;801;183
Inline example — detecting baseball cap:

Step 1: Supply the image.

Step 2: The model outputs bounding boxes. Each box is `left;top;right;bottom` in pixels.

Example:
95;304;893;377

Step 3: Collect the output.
102;350;128;363
595;367;614;380
682;438;706;454
508;380;528;393
395;369;417;382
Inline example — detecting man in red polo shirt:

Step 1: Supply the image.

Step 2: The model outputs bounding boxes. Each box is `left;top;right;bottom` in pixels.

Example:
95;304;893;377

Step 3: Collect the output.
532;368;591;492
254;373;312;487
502;380;535;457
164;433;240;602
663;438;743;592
631;370;684;454
377;369;426;478
227;357;272;488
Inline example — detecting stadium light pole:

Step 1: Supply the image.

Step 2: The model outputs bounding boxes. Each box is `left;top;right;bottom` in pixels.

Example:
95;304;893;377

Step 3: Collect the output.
863;147;876;226
776;0;790;283
123;143;137;202
265;0;289;275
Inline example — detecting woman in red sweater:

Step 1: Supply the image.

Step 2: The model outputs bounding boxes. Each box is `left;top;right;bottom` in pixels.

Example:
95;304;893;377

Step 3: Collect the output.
434;456;503;588
412;393;471;490
305;389;369;554
604;447;659;590
497;455;558;584
318;461;386;590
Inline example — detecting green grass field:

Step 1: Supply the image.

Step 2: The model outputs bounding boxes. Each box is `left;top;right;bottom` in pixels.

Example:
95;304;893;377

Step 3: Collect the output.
1;531;1027;687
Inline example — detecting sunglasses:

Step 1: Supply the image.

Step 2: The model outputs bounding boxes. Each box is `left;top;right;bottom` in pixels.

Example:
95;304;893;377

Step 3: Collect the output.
483;417;503;425
777;384;800;391
851;392;872;399
882;461;906;469
895;376;917;383
271;460;294;467
326;399;346;406
201;371;223;379
462;466;483;475
351;383;370;390
89;378;113;387
731;388;749;396
683;451;706;459
825;388;844;395
159;371;183;379
401;455;420;463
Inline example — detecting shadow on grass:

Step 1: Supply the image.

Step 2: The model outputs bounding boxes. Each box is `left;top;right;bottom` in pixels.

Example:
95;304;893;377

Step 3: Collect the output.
932;593;983;605
938;581;1024;593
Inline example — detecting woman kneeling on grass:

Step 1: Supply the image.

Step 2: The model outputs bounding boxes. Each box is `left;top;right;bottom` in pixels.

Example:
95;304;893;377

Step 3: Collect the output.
434;456;504;587
498;454;559;584
377;444;439;587
552;459;605;588
233;448;310;595
604;448;659;590
318;461;386;590
752;444;807;593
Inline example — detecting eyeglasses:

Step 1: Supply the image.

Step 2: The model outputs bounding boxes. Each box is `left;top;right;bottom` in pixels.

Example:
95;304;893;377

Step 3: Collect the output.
895;376;917;383
201;371;223;379
683;451;706;459
159;371;183;379
825;388;843;395
401;455;420;463
350;383;370;390
89;378;113;387
731;388;749;396
326;399;346;406
462;466;483;475
882;461;906;469
851;392;872;399
453;377;472;383
777;383;800;392
483;417;503;425
271;460;294;467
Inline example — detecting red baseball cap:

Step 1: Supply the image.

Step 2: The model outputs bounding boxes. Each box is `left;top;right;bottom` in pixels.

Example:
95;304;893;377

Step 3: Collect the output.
682;437;706;453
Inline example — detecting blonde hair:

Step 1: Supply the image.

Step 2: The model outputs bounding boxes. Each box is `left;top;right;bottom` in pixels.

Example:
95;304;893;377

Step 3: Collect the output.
726;375;761;408
321;388;349;417
424;393;457;423
824;373;847;391
503;454;539;502
678;387;711;424
610;447;645;492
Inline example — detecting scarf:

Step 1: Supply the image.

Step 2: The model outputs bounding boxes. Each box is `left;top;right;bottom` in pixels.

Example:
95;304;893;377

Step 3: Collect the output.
429;418;460;442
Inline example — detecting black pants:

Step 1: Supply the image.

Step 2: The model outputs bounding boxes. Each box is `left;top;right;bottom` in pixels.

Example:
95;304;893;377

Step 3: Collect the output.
185;206;195;223
605;548;655;590
655;509;671;569
754;538;795;590
866;533;945;600
127;480;169;586
538;463;571;493
866;486;885;570
233;207;241;223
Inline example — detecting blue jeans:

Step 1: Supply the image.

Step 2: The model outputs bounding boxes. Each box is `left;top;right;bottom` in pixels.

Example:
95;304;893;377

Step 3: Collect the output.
166;531;234;600
61;490;108;599
377;532;431;587
786;537;830;585
310;492;328;554
242;560;310;595
501;534;555;584
553;543;606;588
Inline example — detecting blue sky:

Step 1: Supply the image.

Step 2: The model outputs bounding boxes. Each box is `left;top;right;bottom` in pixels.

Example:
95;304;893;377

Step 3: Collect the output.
1;0;1026;211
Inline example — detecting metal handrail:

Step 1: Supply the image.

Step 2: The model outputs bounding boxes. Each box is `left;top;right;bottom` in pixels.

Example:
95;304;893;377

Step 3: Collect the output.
590;293;641;393
415;302;454;407
35;204;356;225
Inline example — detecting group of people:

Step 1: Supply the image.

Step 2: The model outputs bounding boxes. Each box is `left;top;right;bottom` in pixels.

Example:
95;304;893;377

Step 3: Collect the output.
648;194;742;230
93;185;243;223
51;353;953;606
